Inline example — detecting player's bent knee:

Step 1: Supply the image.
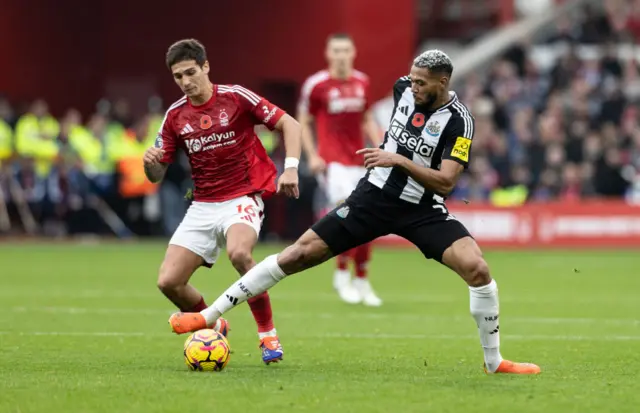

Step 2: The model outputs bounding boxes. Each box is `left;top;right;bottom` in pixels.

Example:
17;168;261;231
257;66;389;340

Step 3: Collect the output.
464;257;491;287
157;265;180;294
227;248;253;273
157;255;196;294
158;245;203;293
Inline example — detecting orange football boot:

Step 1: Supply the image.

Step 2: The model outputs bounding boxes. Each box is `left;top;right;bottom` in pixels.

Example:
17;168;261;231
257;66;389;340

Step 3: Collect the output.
168;312;207;334
485;360;541;375
259;335;284;365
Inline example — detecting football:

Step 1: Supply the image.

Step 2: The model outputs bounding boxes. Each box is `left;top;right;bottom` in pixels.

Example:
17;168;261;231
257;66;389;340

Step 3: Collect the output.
183;329;231;372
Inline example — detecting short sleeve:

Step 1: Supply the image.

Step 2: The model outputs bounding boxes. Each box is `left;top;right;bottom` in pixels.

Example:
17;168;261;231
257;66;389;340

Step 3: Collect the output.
231;85;285;130
442;111;475;169
353;72;371;111
362;79;371;111
250;98;285;130
156;109;179;164
392;76;411;105
298;76;323;116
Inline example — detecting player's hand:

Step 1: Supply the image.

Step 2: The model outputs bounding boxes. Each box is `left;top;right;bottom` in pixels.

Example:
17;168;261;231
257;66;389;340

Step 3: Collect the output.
308;155;327;174
143;147;165;166
356;148;402;169
277;168;300;199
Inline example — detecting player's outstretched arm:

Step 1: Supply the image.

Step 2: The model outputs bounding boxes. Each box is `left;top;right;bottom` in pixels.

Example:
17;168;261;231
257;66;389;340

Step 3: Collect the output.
362;109;384;147
143;147;169;183
395;159;463;196
296;109;325;174
274;113;302;162
274;114;301;199
357;148;463;196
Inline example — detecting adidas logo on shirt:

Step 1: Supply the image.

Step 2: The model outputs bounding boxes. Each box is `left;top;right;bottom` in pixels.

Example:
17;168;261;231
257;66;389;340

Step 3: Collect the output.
180;123;194;135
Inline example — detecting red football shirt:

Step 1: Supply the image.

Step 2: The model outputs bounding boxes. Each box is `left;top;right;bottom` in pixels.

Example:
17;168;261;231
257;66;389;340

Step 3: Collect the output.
156;85;284;202
298;70;370;166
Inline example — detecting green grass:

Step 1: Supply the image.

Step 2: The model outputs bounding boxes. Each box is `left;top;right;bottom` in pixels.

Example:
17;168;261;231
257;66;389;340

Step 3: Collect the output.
0;243;638;412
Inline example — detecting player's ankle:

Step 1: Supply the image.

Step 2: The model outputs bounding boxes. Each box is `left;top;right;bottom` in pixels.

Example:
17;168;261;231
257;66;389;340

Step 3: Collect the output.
183;296;207;313
483;348;503;372
258;328;277;339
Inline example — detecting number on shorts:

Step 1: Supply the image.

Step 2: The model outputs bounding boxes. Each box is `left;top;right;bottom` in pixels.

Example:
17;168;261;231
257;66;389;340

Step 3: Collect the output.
432;204;447;214
237;204;258;223
433;203;457;221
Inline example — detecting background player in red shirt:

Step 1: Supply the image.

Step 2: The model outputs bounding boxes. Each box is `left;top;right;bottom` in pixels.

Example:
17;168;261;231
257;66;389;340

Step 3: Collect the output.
143;39;301;365
297;33;384;306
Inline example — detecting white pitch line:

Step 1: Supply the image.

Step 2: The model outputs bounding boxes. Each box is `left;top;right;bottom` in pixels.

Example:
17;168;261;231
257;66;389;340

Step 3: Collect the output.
10;306;169;316
321;333;640;341
9;306;640;327
1;291;638;305
0;331;638;341
0;331;152;337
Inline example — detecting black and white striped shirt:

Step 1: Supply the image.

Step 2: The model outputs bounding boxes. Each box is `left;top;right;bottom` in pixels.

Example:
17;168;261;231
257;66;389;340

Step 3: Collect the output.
367;76;475;205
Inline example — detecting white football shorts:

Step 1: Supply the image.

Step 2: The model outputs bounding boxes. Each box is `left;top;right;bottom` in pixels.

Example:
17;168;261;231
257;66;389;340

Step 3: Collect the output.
169;194;264;266
318;162;367;207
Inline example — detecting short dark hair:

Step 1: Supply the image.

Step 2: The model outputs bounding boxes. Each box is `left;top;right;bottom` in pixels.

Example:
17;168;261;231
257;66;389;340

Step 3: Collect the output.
413;49;453;76
166;39;207;69
327;33;353;43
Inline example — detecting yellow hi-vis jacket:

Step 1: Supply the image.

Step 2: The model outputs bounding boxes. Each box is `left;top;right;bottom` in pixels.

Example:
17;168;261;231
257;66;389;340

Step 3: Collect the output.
15;114;60;176
0;119;12;164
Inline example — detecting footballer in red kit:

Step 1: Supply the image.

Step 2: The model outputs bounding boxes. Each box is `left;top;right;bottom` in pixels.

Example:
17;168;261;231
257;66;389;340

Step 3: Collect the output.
157;85;282;202
143;39;301;365
297;33;384;306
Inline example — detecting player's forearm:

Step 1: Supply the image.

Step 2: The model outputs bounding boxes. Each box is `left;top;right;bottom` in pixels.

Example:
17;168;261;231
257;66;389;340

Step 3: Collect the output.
364;120;383;147
396;158;455;196
144;163;168;183
300;121;318;159
363;112;383;147
281;117;302;162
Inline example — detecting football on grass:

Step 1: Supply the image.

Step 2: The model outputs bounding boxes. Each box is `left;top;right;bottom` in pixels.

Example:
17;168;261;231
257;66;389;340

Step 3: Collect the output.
183;329;230;371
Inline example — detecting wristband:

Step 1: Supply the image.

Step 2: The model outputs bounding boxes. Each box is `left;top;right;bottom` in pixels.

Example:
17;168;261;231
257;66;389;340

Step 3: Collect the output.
284;157;299;169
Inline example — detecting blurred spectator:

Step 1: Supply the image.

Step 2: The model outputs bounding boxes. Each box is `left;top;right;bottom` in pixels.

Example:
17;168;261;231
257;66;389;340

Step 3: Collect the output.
442;3;640;206
15;99;60;177
0;100;12;166
531;168;560;201
579;3;614;43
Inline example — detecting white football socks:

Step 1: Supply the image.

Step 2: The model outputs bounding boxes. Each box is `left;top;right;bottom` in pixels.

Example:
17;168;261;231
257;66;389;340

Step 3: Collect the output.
469;279;503;372
258;329;278;339
201;254;286;325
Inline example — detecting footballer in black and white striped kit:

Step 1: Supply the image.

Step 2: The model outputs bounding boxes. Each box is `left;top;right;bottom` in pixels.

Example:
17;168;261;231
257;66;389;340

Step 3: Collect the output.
315;51;478;261
367;75;474;206
180;49;541;375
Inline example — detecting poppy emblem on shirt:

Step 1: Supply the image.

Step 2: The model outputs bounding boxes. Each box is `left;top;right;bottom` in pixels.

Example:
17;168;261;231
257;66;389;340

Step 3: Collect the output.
412;113;425;128
200;115;213;130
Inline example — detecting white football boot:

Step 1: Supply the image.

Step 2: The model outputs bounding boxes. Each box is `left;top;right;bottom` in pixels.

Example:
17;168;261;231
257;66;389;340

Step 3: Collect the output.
333;269;361;304
352;277;383;307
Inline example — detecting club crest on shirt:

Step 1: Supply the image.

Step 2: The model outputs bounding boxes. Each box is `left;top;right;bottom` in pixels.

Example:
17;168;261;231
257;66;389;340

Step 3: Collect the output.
219;110;229;127
425;120;441;136
336;205;350;219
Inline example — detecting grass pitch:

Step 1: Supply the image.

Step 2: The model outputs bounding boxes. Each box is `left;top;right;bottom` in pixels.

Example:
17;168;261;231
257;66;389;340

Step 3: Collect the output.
0;242;638;412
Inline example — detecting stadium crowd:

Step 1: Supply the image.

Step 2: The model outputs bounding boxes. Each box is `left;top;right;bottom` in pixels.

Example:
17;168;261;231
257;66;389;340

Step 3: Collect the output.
449;1;640;204
0;2;638;238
